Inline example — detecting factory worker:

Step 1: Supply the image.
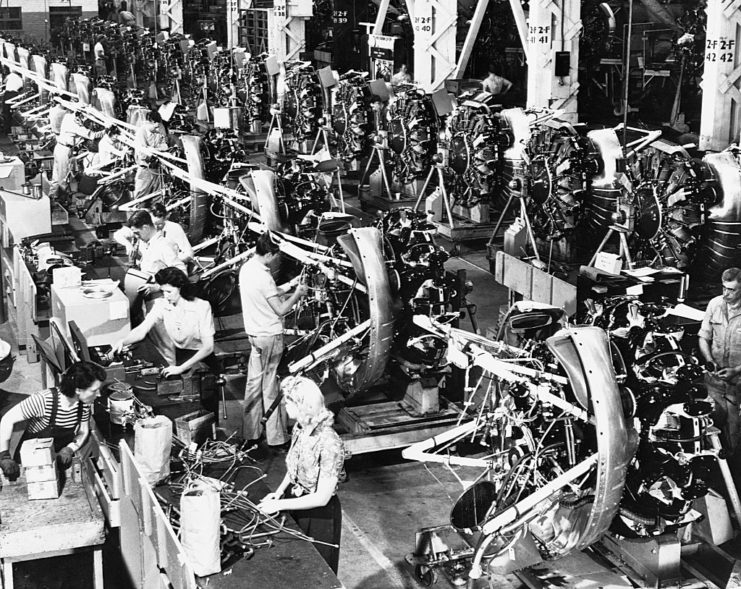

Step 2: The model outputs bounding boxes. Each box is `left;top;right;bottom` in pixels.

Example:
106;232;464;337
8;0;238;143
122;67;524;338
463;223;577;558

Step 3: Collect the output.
125;210;185;364
93;36;107;78
258;376;344;573
112;267;215;375
48;96;68;136
114;202;193;267
133;109;168;200
50;109;103;198
0;361;106;480
390;64;412;88
120;210;185;276
2;68;23;133
699;266;741;453
239;232;307;449
95;125;127;168
481;66;512;97
111;267;219;415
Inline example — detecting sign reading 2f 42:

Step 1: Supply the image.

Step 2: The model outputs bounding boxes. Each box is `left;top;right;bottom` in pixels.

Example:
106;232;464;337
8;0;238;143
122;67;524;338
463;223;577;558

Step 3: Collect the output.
706;37;735;64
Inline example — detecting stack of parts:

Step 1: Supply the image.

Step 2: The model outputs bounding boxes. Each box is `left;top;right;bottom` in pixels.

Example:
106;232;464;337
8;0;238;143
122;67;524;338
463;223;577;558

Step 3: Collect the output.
20;438;60;500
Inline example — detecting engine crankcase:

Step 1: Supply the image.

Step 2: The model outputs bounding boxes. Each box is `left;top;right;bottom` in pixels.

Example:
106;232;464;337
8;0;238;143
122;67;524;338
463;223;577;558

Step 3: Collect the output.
582;128;626;239
335;227;396;394
695;150;741;281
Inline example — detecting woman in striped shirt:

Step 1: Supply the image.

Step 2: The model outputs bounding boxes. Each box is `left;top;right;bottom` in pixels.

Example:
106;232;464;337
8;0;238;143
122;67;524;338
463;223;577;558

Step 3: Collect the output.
0;361;106;480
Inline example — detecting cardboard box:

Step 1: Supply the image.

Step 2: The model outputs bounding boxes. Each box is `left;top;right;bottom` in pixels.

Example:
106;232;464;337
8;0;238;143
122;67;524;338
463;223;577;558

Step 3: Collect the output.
51;283;130;347
175;410;216;446
27;479;61;500
24;463;58;484
19;438;55;468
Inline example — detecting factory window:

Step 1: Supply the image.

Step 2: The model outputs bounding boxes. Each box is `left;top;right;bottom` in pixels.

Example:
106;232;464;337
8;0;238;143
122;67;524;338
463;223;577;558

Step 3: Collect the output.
240;8;269;54
0;8;22;31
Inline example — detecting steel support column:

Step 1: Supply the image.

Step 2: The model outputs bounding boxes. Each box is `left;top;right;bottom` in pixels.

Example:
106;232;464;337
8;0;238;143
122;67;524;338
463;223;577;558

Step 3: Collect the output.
412;0;457;92
699;0;741;151
526;0;581;122
268;0;313;62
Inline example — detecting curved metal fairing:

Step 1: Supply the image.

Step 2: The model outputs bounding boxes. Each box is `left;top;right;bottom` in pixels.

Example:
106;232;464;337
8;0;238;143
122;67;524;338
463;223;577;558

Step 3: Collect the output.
249;170;286;233
95;88;117;119
180;135;209;243
336;227;396;393
545;326;636;554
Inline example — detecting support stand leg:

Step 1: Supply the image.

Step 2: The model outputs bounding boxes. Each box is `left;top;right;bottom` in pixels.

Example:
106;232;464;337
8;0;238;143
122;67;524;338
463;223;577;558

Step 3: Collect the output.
588;228;616;267
413;167;436;212
709;431;741;528
359;147;393;200
487;193;518;248
519;199;541;262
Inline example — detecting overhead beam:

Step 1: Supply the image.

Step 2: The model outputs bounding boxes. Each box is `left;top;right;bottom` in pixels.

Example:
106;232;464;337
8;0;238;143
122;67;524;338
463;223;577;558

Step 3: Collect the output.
453;0;490;79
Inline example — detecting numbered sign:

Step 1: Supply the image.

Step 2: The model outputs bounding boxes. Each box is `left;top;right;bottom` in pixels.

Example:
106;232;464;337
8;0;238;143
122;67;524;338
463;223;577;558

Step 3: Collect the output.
274;0;286;19
706;37;736;64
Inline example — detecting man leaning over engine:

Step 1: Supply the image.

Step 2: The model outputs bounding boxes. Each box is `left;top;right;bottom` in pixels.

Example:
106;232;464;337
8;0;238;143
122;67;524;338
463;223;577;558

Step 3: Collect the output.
699;267;741;453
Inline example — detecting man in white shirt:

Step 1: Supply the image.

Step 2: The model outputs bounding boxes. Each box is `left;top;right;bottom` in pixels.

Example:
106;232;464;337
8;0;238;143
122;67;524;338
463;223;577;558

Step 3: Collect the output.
48;97;68;136
126;210;186;279
2;69;23;133
239;232;307;448
93;37;107;78
114;203;193;268
126;210;185;364
50;110;103;197
133;109;169;200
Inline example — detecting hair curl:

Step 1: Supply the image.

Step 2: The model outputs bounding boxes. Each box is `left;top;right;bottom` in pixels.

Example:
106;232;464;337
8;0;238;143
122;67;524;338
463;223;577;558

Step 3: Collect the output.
154;267;196;300
60;361;106;398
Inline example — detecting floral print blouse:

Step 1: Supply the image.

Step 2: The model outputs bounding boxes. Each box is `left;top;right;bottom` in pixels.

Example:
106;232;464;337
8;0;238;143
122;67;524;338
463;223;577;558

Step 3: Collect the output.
285;411;345;496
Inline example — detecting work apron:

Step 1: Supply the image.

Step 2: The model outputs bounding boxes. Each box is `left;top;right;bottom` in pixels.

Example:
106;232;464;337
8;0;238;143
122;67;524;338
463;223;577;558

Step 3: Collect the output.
14;389;83;463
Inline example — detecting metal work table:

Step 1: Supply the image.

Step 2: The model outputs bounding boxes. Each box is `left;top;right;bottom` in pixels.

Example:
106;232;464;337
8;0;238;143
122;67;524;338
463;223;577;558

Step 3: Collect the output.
92;394;343;588
0;472;106;589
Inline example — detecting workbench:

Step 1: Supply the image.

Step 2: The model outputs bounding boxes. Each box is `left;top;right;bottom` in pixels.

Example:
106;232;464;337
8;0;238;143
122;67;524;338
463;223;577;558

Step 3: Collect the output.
0;471;106;589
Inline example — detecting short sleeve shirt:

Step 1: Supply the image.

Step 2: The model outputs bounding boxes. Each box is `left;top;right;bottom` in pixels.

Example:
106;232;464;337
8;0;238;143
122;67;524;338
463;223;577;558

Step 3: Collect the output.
139;233;186;275
699;295;741;370
239;257;282;336
17;389;91;435
147;297;214;351
163;220;193;261
286;414;344;495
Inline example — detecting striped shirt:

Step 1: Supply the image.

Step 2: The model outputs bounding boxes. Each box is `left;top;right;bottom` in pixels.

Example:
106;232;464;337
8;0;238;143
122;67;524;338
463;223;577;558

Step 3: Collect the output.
18;389;91;435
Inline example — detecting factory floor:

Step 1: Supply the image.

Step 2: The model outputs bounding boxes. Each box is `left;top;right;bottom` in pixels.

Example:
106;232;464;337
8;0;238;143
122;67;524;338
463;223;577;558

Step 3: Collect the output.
0;231;522;589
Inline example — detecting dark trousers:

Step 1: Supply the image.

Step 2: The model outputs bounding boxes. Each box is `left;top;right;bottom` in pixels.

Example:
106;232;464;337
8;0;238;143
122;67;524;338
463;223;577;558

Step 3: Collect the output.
290;493;342;574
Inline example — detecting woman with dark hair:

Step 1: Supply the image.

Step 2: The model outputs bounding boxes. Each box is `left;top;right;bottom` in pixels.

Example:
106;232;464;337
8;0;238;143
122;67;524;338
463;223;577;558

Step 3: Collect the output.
112;266;216;379
0;361;106;480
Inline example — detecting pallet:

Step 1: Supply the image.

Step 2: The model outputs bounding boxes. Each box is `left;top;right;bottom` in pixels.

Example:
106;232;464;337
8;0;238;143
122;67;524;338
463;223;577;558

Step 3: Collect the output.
337;400;460;455
433;218;498;248
358;192;418;213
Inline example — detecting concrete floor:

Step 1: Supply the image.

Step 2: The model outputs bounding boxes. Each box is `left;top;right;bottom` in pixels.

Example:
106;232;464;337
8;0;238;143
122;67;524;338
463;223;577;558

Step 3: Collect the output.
217;235;518;589
0;211;519;588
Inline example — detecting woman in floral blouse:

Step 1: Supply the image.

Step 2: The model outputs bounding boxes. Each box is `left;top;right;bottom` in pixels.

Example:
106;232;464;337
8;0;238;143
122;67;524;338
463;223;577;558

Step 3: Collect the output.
258;375;345;573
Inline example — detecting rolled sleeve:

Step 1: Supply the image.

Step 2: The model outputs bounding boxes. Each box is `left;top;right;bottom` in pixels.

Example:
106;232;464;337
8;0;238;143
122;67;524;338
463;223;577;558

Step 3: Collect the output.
199;300;215;339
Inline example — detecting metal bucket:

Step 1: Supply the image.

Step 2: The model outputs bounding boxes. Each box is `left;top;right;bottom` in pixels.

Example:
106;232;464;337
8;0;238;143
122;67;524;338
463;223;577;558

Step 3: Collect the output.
108;385;135;425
